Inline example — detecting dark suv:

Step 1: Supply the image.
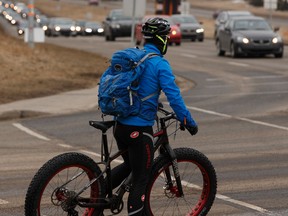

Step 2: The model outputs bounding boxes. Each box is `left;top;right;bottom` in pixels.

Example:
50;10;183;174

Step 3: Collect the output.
103;9;134;41
214;10;253;39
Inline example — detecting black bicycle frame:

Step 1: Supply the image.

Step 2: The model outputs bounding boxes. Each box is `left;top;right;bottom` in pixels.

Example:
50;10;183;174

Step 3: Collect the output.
78;115;184;209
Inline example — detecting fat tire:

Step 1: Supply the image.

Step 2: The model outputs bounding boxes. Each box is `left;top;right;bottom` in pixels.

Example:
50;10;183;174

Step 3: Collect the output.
25;152;105;216
145;147;217;216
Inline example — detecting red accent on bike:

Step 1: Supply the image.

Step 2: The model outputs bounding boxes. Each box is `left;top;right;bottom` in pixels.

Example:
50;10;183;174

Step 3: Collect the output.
153;130;164;137
169;186;180;197
141;194;145;202
130;131;139;138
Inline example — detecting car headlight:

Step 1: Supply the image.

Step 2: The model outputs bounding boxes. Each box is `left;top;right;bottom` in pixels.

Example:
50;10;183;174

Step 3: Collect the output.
111;23;120;29
237;36;249;44
272;36;282;43
196;28;204;33
76;26;81;32
85;28;92;33
42;25;48;31
70;26;76;31
55;26;61;31
98;28;104;33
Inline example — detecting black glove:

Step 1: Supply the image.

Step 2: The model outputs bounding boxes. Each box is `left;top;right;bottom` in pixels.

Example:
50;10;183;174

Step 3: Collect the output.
185;125;198;136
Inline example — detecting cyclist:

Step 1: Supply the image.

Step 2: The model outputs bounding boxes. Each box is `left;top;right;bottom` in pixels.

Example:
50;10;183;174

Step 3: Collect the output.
111;17;198;216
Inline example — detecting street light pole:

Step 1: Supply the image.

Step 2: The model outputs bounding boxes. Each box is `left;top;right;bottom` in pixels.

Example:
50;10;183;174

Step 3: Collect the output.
28;0;34;48
130;0;136;46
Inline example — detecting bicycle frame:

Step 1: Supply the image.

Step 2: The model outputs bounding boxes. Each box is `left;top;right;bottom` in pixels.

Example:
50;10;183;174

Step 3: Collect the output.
83;107;184;211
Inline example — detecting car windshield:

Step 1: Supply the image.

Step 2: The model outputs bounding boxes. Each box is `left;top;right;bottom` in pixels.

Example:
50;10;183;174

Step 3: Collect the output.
56;19;73;25
111;10;131;20
173;16;197;24
86;22;100;28
233;20;271;31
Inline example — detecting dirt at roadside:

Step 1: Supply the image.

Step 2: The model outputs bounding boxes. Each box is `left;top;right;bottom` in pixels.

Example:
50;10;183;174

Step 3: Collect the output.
0;25;109;104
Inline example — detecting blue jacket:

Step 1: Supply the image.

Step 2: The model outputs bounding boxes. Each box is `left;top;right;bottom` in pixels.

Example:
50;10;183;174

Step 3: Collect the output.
117;43;197;127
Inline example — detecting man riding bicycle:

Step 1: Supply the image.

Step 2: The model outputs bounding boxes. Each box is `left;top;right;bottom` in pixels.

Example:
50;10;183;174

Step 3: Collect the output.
111;17;198;216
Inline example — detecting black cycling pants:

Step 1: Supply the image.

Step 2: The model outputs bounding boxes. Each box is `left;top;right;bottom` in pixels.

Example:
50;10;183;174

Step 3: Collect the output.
111;123;154;216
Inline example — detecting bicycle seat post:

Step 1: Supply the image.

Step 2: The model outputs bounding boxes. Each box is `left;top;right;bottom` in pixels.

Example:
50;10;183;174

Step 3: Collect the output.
102;132;110;163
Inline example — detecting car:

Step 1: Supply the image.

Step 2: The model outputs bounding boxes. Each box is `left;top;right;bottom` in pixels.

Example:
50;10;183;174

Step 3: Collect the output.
16;19;40;36
135;15;182;46
83;21;104;36
216;16;284;58
171;14;204;42
36;15;49;31
214;10;253;39
16;19;27;35
46;17;77;37
75;20;87;35
103;9;136;41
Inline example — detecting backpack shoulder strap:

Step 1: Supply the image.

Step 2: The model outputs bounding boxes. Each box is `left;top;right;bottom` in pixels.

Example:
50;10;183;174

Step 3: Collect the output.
136;52;158;67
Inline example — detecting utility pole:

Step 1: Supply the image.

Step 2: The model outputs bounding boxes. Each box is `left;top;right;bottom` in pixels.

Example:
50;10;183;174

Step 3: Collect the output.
28;0;34;48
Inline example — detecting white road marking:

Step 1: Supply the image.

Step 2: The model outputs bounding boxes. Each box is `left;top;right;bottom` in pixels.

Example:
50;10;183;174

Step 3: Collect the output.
13;123;50;141
0;199;9;205
186;105;288;132
79;149;123;164
206;75;287;82
58;143;73;148
228;61;249;67
243;81;288;86
243;75;287;80
216;194;273;214
206;78;223;81
180;53;197;58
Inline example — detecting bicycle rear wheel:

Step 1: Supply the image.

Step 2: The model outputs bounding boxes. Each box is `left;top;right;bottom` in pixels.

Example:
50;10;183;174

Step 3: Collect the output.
146;147;217;216
25;152;105;216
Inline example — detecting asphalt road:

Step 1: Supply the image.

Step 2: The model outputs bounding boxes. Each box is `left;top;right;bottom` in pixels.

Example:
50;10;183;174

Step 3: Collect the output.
1;1;288;214
1;35;288;216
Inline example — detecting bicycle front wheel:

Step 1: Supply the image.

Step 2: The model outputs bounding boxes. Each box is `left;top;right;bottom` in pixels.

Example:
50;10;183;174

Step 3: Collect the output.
146;147;217;216
25;152;105;216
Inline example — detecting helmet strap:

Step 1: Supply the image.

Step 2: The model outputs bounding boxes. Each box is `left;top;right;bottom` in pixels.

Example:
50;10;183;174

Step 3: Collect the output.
156;35;168;55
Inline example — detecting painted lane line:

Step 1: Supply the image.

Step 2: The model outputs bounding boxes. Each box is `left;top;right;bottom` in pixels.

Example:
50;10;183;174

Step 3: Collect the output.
243;81;288;86
185;106;232;118
228;61;249;67
206;78;223;82
0;199;9;205
216;194;273;214
186;105;288;132
58;143;73;148
13;123;50;141
79;149;123;164
180;53;197;58
243;75;287;80
188;90;288;98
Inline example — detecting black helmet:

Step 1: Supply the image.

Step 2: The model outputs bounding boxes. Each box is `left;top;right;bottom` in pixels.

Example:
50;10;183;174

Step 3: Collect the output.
141;17;171;39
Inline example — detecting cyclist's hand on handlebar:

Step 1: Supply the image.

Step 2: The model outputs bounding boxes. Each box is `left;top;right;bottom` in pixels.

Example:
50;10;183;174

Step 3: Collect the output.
181;116;198;136
185;125;198;136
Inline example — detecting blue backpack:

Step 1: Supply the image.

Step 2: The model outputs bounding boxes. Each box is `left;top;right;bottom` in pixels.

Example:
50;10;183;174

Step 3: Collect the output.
98;47;158;118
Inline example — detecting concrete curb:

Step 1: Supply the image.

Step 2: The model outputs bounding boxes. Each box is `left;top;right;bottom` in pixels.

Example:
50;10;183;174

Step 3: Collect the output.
0;76;193;121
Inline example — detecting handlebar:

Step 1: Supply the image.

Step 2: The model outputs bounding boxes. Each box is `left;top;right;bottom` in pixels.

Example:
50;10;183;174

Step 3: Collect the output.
158;106;177;122
157;104;198;136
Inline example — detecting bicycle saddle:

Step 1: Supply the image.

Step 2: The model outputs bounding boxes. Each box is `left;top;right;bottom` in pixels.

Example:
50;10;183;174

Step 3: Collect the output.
89;120;116;132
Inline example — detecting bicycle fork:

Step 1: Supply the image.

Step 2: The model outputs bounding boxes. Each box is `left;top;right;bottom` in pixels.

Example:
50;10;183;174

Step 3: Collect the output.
161;143;184;197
